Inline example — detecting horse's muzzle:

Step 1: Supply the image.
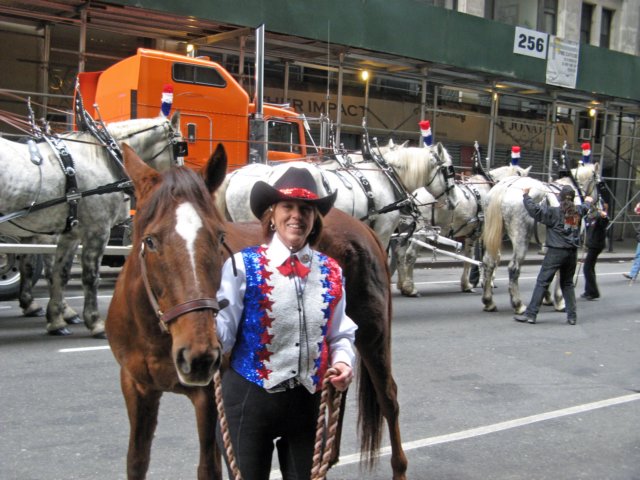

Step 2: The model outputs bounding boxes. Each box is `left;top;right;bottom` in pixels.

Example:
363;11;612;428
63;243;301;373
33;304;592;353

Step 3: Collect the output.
175;345;222;386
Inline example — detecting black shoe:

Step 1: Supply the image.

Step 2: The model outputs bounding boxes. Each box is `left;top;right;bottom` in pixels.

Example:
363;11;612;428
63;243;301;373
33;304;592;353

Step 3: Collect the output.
567;318;577;325
580;293;597;300
622;273;633;280
514;314;536;324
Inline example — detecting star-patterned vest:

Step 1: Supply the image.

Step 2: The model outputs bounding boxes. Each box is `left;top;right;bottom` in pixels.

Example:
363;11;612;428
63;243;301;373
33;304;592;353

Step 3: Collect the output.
230;245;343;393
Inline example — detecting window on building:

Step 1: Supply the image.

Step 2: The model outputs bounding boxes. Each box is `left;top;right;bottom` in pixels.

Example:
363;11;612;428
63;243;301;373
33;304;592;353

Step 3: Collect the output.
580;3;594;44
486;0;540;29
540;0;557;35
600;8;613;48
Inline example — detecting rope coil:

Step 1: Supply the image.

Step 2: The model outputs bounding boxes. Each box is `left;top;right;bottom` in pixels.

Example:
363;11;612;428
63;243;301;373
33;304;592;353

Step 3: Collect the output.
213;367;343;480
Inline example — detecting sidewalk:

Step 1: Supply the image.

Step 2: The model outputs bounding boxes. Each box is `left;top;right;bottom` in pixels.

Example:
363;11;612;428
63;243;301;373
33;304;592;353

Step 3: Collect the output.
414;237;638;269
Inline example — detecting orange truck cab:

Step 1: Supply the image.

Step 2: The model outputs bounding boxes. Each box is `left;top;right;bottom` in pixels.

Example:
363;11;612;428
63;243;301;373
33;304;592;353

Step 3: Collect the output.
76;48;307;170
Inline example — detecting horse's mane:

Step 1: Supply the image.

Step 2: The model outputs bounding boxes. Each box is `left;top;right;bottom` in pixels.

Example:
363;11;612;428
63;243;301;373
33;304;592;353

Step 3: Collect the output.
385;146;446;190
106;116;167;140
135;167;221;234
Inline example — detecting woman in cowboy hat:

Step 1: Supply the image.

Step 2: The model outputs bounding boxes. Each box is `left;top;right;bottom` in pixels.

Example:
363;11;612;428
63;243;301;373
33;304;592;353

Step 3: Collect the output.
215;166;357;479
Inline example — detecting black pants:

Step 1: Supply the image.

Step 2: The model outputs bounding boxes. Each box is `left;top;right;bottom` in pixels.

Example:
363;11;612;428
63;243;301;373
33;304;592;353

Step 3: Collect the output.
582;247;603;298
216;368;320;480
524;246;578;322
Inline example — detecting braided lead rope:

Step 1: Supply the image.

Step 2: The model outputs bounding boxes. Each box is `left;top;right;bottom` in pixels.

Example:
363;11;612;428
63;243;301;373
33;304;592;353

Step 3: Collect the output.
213;370;243;480
310;368;342;480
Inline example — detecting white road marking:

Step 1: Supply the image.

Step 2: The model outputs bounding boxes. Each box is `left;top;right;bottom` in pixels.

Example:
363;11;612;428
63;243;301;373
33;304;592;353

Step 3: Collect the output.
271;392;640;477
59;345;111;353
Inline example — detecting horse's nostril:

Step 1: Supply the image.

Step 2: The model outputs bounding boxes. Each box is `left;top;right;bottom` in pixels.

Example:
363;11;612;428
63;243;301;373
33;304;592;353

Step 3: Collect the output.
176;347;191;375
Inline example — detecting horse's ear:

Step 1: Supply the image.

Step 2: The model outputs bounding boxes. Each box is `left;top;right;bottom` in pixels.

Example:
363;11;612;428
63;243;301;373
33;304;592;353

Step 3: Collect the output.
203;143;227;193
170;110;180;129
122;143;161;200
524;165;532;175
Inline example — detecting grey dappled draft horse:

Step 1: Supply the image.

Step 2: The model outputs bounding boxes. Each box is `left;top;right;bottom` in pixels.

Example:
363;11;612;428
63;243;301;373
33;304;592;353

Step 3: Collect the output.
480;162;601;314
0;113;183;336
394;164;531;297
216;142;457;250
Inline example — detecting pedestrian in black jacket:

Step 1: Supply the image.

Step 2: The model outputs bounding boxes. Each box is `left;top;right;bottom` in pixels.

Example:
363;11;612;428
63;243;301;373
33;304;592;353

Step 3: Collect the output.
581;203;609;299
515;185;592;325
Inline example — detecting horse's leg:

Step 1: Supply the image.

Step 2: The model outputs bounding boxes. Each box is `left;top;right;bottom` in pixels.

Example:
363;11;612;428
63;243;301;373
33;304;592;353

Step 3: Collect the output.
187;386;222;480
39;253;81;324
552;272;566;311
46;235;80;335
481;250;499;311
398;239;419;297
80;230;110;338
460;238;474;292
18;254;45;317
507;240;528;314
121;370;162;480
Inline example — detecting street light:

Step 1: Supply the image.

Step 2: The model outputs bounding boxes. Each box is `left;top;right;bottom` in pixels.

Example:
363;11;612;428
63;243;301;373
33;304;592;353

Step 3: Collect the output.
361;70;370;124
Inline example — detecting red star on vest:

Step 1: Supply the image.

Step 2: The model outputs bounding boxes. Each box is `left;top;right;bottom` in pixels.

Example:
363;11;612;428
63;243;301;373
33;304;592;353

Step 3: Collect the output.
260;330;273;345
257;347;273;362
260;313;273;329
259;297;274;312
259;282;273;295
258;365;272;380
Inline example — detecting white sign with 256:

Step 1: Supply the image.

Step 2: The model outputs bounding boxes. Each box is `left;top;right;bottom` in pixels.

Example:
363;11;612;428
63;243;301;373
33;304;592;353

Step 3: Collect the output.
513;26;548;60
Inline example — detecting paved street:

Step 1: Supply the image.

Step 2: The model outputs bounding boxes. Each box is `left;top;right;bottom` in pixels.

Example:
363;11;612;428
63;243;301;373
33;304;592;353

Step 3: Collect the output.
1;259;639;479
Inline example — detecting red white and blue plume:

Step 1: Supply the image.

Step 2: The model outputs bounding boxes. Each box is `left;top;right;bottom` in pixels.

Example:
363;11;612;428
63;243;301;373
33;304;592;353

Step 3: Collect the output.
160;84;174;117
580;142;591;164
511;145;521;166
419;120;433;147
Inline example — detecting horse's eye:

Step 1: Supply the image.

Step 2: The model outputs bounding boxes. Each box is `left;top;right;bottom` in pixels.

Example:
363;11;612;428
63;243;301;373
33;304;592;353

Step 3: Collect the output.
144;236;157;251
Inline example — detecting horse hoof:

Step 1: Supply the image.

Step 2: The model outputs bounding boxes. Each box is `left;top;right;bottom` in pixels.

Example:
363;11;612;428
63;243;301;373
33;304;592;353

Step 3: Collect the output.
64;315;83;325
402;291;420;298
92;331;107;340
48;327;72;336
24;307;45;318
483;305;497;312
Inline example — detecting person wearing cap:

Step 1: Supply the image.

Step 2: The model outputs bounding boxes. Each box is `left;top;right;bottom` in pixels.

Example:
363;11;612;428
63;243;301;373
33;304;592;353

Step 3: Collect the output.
581;202;609;300
215;166;357;479
514;185;592;325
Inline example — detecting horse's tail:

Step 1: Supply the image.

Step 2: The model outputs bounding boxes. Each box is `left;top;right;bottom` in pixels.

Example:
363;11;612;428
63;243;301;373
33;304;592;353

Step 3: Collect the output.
482;187;505;259
357;225;390;468
358;351;384;469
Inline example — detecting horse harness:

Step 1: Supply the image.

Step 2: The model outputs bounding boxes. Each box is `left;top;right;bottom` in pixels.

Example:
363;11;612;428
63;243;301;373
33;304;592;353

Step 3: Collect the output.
0;95;186;233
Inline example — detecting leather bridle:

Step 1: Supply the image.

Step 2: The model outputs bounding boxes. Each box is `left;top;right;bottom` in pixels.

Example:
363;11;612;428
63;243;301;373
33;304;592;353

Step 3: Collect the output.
138;241;223;333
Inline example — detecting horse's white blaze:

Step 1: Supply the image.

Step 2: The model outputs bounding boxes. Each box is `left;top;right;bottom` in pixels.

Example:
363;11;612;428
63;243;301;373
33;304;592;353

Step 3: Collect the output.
175;202;203;286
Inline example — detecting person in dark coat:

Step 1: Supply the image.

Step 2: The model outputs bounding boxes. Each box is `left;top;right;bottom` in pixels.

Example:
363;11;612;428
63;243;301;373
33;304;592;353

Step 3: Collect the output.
581;203;609;299
514;185;592;325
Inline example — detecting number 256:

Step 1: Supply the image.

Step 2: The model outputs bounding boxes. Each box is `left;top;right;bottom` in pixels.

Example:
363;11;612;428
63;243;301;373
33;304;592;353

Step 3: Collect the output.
518;34;545;52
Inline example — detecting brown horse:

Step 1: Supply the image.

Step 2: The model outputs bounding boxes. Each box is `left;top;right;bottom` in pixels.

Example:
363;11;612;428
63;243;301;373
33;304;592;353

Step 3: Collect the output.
107;144;407;479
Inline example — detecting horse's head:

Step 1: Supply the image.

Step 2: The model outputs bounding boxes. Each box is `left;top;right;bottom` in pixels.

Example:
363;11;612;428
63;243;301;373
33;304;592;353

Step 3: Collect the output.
122;143;228;386
110;112;187;172
491;164;531;181
573;162;601;202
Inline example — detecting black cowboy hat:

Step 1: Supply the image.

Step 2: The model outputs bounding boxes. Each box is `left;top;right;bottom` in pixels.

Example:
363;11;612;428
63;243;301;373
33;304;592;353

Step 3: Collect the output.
559;185;575;201
250;166;337;219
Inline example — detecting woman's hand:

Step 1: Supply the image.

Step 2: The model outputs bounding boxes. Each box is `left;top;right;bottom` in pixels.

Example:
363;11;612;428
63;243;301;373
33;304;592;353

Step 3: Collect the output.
328;362;353;392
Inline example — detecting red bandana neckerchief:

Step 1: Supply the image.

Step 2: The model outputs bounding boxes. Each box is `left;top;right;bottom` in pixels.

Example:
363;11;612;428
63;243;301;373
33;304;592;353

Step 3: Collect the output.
277;255;310;279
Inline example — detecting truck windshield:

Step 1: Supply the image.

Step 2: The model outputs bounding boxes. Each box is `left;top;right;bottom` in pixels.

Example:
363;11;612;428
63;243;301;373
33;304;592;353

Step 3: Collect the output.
172;63;226;87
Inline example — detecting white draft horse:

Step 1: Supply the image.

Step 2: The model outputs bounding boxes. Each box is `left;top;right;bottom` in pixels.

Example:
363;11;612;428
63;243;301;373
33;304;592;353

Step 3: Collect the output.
480;162;601;313
394;164;531;296
216;143;457;250
0;114;183;336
